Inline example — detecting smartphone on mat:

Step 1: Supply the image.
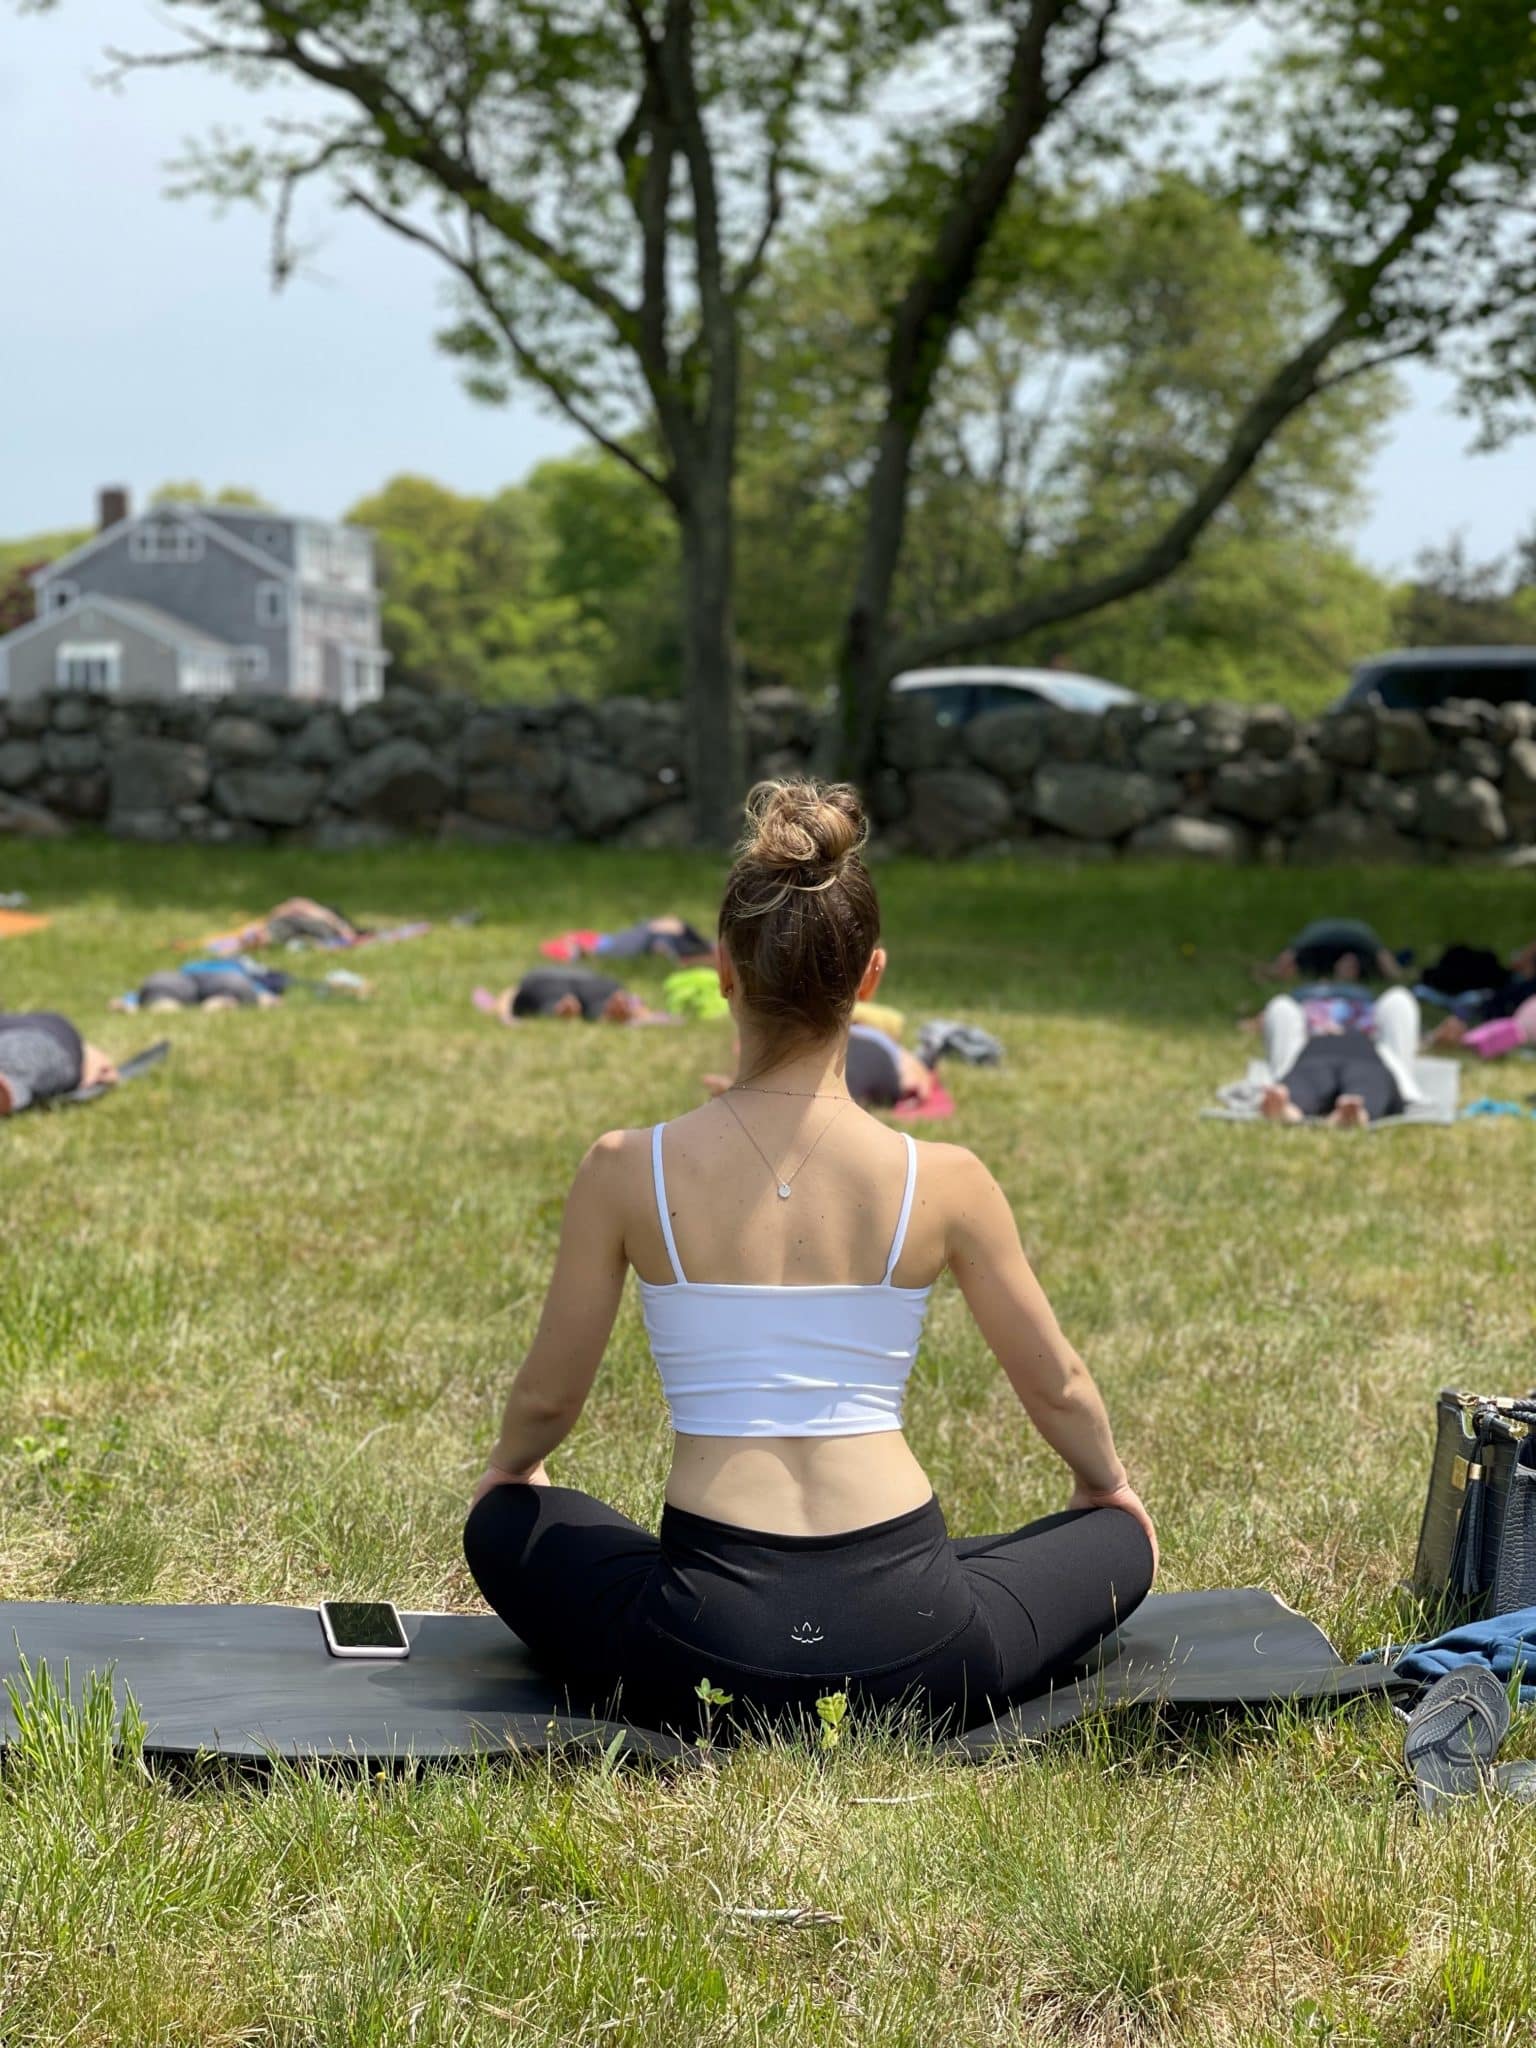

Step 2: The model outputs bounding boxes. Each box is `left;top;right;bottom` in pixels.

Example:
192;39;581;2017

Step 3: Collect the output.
318;1600;411;1659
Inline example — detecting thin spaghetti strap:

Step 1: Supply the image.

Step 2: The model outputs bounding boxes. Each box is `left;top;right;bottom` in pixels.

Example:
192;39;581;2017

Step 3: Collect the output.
651;1124;686;1285
882;1133;919;1284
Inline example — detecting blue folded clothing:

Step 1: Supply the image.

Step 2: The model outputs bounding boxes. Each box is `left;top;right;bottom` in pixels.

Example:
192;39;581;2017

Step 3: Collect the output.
1361;1607;1536;1702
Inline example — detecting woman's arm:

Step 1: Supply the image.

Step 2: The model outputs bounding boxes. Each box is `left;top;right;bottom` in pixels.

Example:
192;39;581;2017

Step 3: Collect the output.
942;1147;1155;1562
477;1134;632;1488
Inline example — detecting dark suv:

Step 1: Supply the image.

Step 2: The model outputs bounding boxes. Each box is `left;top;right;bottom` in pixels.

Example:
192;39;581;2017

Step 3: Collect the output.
1340;647;1536;712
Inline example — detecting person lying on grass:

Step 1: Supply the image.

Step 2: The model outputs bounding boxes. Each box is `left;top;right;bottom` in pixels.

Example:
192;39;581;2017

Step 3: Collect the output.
1253;916;1407;986
114;960;372;1013
541;915;716;966
1256;987;1426;1128
0;1010;117;1115
475;967;654;1025
463;777;1155;1740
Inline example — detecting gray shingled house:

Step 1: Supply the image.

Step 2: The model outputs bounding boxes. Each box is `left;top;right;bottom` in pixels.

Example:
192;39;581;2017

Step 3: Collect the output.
0;491;388;709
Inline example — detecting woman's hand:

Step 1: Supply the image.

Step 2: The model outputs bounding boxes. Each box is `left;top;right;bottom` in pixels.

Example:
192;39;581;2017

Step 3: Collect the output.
470;1460;549;1509
1067;1479;1159;1577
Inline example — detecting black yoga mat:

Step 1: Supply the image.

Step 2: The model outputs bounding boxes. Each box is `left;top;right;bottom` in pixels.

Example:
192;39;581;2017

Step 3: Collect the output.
0;1590;1404;1766
49;1040;171;1110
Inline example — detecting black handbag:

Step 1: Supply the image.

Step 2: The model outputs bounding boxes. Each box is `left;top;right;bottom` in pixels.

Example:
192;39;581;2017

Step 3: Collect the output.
1412;1390;1536;1620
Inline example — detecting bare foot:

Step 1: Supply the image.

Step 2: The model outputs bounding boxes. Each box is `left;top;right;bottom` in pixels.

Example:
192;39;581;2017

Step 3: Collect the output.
1427;1015;1467;1049
0;1073;14;1117
1261;1083;1303;1125
1330;1093;1371;1129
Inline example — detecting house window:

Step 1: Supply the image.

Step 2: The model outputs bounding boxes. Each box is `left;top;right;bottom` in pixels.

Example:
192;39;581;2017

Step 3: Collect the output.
55;643;121;694
235;646;270;684
339;650;384;712
48;581;78;612
256;526;286;554
130;521;205;564
255;581;288;625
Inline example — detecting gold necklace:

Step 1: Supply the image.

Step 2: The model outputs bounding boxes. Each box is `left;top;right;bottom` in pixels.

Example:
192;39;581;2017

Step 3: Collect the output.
721;1091;850;1200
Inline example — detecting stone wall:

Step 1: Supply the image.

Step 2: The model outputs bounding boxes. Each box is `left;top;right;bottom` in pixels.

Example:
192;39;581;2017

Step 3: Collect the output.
2;684;1535;862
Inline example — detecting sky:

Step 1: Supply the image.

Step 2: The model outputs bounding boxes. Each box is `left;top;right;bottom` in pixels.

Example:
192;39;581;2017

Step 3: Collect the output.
1;1;1531;578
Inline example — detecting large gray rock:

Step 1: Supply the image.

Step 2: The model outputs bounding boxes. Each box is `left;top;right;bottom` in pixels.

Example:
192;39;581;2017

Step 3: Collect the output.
109;738;209;817
1244;706;1297;760
601;698;687;779
1497;702;1536;745
1504;737;1536;809
331;738;454;823
1127;814;1251;862
462;776;564;837
345;708;390;752
561;758;654;837
42;732;101;776
1042;708;1101;763
1135;717;1239;776
1209;758;1306;826
1408;771;1505;848
108;809;181;844
905;769;1013;856
289;713;348;769
1455;737;1503;783
1289;807;1418;864
42;771;108;820
963;707;1049;785
1347;771;1417;832
1315;710;1376;769
744;686;816;755
5;697;50;737
1427;700;1489;742
460;713;531;773
214;766;325;828
51;695;96;734
206;714;280;763
1031;764;1179;840
1373;710;1435;775
0;741;43;789
240;693;309;732
300;816;402;852
460;725;566;792
614;801;696;851
879;705;961;774
0;793;67;837
868;768;908;826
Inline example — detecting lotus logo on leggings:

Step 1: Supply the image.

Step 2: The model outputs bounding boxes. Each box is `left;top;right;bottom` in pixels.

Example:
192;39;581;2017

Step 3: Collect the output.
789;1620;824;1645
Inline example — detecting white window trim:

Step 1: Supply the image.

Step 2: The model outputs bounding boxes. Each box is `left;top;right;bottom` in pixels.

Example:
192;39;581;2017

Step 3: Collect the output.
130;521;205;565
55;642;121;694
256;580;288;626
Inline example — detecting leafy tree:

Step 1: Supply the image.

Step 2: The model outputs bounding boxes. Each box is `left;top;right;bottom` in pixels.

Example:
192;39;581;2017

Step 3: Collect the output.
86;0;952;840
150;482;273;506
345;473;611;701
1393;532;1536;650
0;528;90;637
830;0;1536;776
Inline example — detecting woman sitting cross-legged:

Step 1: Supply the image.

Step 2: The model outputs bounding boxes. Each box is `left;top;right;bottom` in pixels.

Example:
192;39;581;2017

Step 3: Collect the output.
464;779;1155;1739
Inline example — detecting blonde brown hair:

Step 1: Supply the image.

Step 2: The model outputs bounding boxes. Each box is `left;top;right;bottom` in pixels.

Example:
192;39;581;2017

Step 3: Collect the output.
718;779;880;1058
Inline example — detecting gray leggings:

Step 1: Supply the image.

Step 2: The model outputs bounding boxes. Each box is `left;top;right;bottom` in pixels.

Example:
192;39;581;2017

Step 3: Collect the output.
0;1013;84;1110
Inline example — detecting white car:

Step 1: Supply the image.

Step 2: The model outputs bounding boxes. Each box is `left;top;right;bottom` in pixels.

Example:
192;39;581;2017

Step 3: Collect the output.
890;665;1142;728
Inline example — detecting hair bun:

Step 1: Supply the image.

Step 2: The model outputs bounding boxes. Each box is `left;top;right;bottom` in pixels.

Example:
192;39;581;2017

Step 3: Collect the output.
742;779;868;875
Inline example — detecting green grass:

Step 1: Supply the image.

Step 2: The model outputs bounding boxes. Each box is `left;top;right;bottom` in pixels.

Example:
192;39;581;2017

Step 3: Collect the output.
3;838;1535;2046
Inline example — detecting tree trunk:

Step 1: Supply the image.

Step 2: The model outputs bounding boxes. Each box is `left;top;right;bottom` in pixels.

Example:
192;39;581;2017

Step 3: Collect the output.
830;420;914;788
680;470;745;847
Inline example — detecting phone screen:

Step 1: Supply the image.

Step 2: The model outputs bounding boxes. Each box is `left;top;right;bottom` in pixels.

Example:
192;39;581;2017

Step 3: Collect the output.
322;1601;409;1651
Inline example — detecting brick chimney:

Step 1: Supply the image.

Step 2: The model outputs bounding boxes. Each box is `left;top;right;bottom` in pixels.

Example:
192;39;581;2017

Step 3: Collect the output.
98;486;130;532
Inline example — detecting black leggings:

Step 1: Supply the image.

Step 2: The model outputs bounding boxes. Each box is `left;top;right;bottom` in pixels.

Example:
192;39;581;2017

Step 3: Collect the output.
1283;1028;1403;1121
463;1486;1153;1736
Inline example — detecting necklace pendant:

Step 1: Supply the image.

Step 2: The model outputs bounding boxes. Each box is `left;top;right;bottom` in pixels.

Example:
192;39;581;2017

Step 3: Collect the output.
777;1182;792;1200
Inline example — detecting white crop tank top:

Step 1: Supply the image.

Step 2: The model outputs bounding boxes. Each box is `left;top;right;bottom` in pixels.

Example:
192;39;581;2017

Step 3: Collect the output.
638;1123;933;1438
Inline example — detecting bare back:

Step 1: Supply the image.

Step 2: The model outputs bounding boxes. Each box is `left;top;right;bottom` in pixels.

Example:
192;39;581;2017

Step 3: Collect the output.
622;1097;945;1534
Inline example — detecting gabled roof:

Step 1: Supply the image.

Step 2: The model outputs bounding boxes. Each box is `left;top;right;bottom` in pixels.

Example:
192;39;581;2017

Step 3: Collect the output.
32;502;294;587
0;592;240;658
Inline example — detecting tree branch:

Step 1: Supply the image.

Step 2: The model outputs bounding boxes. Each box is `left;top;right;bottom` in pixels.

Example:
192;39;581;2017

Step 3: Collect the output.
340;186;674;502
887;128;1472;672
730;0;831;303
